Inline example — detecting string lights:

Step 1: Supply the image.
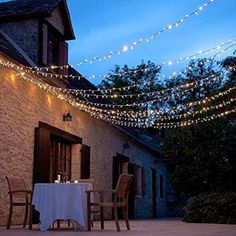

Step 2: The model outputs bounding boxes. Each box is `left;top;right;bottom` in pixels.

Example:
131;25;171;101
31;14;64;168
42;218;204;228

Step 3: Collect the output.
1;55;235;129
99;108;236;129
92;97;236;122
64;73;221;98
1;56;224;97
64;84;235;109
23;38;235;82
25;0;217;70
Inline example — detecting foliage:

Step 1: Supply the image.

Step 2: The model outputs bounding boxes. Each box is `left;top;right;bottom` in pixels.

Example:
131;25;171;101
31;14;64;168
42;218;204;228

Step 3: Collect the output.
162;56;236;195
99;56;236;198
162;120;236;195
183;192;236;224
98;61;162;105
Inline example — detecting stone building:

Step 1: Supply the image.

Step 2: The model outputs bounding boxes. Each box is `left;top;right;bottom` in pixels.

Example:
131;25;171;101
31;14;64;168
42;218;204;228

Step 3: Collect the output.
0;0;172;226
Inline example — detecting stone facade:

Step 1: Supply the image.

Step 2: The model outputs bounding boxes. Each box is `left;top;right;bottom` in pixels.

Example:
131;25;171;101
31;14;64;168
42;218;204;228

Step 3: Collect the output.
0;0;172;226
0;20;39;65
0;60;170;226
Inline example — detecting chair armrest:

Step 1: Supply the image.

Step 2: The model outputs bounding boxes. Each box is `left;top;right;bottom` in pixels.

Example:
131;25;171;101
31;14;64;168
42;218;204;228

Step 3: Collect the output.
10;190;32;195
86;189;116;194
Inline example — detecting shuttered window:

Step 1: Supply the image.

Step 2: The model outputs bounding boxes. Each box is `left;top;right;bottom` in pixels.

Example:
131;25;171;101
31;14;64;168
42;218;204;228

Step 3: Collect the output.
80;145;90;179
41;23;68;71
33;123;82;184
134;165;145;197
50;136;72;182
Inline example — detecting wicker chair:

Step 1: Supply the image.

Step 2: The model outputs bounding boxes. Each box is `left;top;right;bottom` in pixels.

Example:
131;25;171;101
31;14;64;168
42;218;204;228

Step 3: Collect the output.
86;174;133;232
77;178;95;185
5;176;32;229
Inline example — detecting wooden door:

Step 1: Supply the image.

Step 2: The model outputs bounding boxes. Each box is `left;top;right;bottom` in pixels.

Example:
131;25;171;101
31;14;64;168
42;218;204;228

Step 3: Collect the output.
80;144;90;179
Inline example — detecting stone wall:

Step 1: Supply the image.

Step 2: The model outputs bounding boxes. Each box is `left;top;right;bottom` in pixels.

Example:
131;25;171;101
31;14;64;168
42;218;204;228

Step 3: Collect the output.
0;20;39;65
0;59;168;226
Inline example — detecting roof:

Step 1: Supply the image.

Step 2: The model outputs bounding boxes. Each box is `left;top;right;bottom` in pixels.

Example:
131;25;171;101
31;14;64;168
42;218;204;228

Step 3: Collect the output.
67;69;161;155
0;0;75;40
0;5;161;158
115;126;161;155
0;31;30;66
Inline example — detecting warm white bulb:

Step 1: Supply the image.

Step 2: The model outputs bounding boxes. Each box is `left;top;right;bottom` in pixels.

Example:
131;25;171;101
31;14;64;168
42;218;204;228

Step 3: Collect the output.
122;45;129;52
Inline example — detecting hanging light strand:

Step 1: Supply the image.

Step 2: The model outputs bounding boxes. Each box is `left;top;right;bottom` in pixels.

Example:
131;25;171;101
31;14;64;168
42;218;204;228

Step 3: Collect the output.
63;73;221;98
95;107;236;129
23;37;235;81
0;37;234;88
92;96;236;122
70;84;236;108
75;87;236;121
3;59;235;130
25;0;217;70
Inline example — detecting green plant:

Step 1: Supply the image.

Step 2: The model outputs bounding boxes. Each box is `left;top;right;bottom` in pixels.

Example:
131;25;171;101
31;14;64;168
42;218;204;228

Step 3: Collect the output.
184;192;236;224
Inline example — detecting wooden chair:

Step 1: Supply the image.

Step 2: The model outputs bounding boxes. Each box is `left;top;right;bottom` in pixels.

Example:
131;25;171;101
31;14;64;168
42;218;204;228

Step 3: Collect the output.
86;174;133;232
77;178;95;185
5;176;33;229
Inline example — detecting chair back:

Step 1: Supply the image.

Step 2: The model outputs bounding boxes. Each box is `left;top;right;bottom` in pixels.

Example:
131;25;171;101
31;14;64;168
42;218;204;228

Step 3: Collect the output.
115;174;133;199
6;176;27;198
77;179;95;185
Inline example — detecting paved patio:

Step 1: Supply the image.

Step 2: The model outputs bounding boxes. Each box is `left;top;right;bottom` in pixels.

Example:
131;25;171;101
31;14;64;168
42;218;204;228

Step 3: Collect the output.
0;219;236;236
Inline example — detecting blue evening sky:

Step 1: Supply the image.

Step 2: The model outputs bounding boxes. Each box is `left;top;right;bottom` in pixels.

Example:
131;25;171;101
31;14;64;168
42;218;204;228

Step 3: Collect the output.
67;0;236;84
0;0;235;84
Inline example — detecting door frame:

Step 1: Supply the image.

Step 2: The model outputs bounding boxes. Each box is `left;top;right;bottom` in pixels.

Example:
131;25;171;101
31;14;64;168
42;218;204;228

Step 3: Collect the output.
33;121;82;184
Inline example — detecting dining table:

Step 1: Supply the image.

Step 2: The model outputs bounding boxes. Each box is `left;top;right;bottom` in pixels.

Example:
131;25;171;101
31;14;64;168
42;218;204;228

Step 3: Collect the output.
32;182;93;231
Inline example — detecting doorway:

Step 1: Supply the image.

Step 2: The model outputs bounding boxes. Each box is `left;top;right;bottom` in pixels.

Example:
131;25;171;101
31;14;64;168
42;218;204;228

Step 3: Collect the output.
113;153;135;219
33;122;82;184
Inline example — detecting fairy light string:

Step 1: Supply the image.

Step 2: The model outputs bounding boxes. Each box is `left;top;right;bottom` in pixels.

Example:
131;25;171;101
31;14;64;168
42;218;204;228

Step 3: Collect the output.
24;38;235;81
64;73;221;98
1;44;235;99
1;59;234;129
93;97;236;122
86;107;236;129
25;0;217;70
58;81;236;124
0;37;234;96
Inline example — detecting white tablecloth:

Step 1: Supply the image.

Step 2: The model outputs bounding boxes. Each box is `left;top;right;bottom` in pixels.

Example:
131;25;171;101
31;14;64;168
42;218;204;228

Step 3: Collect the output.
32;183;92;231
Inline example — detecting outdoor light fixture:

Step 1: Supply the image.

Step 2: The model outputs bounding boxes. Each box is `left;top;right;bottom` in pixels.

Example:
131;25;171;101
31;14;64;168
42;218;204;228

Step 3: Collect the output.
123;140;129;149
63;111;72;122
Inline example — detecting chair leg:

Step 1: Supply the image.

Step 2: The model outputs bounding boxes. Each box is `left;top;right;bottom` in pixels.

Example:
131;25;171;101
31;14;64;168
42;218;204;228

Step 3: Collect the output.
56;220;60;228
7;205;13;229
124;206;130;230
114;206;120;232
91;213;94;227
23;203;28;227
87;193;91;231
28;204;33;230
100;206;104;230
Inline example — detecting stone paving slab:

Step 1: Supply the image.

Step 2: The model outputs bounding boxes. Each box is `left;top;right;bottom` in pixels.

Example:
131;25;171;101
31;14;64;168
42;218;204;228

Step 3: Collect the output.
0;219;236;236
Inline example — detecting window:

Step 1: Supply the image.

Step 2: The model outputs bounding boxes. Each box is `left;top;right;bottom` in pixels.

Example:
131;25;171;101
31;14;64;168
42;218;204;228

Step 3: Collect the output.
159;174;164;199
134;165;145;196
48;32;59;66
34;123;82;183
50;135;72;182
41;23;68;70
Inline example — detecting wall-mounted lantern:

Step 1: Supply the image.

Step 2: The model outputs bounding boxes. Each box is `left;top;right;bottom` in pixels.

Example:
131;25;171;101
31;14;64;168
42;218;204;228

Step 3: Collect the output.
63;111;72;122
123;140;129;149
